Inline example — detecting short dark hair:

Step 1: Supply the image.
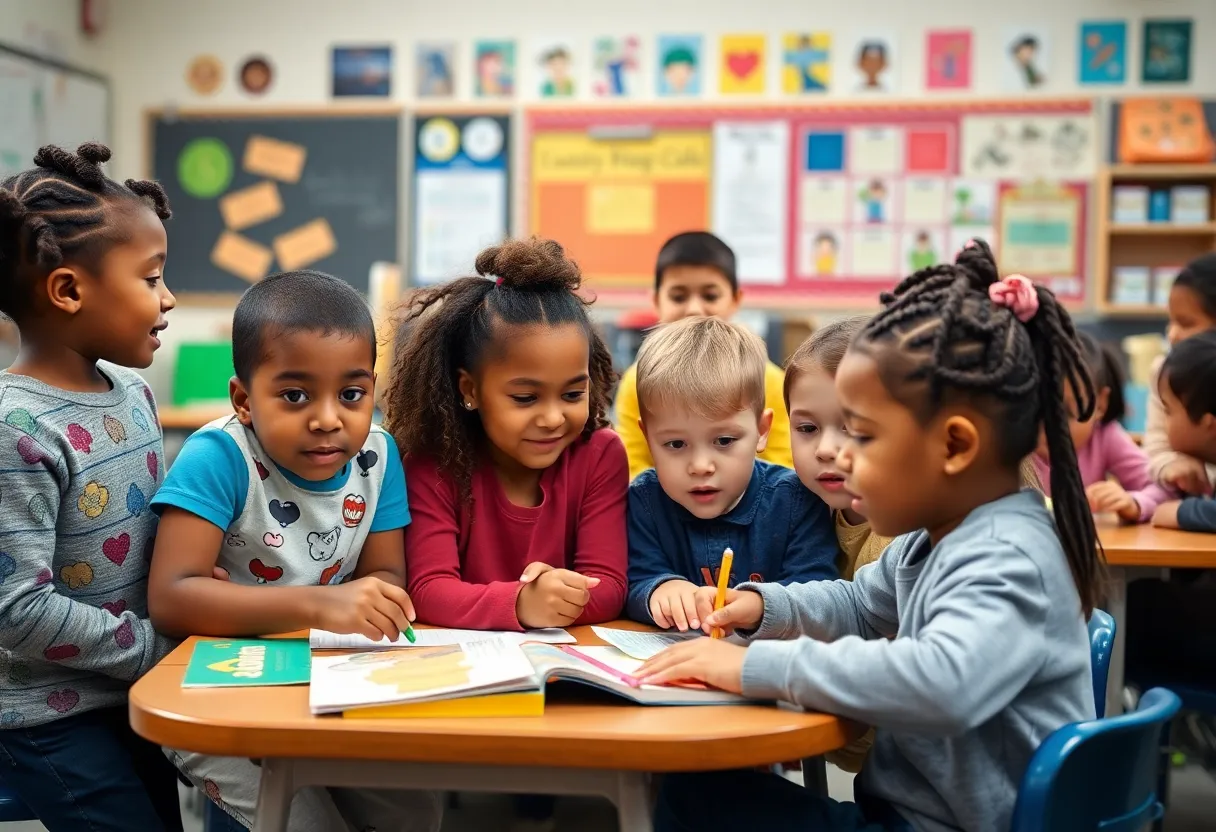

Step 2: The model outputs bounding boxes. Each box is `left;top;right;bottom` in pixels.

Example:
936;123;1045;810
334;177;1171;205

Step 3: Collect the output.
654;231;737;293
0;143;171;322
1160;330;1216;422
231;270;375;382
1077;331;1126;425
1172;252;1216;320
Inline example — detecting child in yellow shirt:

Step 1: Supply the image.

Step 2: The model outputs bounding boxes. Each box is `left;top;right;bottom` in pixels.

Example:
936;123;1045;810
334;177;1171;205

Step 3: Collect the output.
615;232;792;480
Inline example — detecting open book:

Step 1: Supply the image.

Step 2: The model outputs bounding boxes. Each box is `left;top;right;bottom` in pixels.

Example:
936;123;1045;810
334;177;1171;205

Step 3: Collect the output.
308;627;575;650
308;636;757;715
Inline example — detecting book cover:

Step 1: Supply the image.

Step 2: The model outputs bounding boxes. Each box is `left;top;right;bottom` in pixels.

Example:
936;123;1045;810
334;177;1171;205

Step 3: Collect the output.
183;639;312;687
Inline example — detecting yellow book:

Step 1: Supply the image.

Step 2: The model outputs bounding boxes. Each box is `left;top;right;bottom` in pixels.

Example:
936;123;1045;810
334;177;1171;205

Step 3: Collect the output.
342;691;544;719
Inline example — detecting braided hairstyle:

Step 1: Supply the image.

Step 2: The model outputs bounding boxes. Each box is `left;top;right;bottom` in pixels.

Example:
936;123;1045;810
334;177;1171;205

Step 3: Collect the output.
852;239;1102;614
382;237;616;497
0;142;171;321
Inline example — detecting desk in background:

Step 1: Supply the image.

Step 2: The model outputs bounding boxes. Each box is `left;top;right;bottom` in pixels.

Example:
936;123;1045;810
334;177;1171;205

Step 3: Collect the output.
1098;521;1216;717
132;624;857;832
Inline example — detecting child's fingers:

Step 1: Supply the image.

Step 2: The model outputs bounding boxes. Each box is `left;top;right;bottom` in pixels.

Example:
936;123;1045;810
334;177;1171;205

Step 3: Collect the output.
554;580;591;608
373;593;411;636
651;597;671;629
381;583;417;622
679;592;701;631
550;597;583;621
212;566;231;581
519;562;554;582
667;595;690;631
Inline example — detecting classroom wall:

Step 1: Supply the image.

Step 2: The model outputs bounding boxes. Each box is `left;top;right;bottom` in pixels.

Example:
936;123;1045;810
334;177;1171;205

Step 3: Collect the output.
25;0;1216;400
0;0;101;68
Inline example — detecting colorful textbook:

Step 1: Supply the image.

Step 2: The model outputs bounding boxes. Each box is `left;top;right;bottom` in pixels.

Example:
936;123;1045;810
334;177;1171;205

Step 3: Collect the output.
308;636;756;716
183;639;312;687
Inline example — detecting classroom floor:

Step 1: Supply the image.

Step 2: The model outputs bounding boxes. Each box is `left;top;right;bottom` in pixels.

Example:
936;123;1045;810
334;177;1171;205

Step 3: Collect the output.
6;762;1213;830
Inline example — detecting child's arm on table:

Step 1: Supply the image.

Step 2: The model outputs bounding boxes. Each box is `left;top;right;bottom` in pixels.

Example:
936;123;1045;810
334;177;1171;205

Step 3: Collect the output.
625;476;697;628
567;434;629;624
1145;355;1211;494
0;459;172;681
1153;498;1216;532
776;488;841;584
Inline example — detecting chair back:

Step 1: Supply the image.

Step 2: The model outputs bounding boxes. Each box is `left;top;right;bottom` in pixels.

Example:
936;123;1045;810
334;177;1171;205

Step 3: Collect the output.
1010;687;1180;832
1088;608;1115;718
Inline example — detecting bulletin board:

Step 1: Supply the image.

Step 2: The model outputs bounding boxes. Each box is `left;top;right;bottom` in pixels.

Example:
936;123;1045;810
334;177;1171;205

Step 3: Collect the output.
411;110;511;285
149;108;400;300
525;99;1096;307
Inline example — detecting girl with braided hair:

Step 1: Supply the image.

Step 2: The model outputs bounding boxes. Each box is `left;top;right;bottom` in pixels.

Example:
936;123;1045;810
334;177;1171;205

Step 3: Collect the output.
0;144;182;830
641;239;1101;832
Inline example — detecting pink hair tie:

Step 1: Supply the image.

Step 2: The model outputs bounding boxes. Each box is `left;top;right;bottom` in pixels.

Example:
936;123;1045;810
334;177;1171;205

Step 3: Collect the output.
988;275;1039;323
494;275;504;286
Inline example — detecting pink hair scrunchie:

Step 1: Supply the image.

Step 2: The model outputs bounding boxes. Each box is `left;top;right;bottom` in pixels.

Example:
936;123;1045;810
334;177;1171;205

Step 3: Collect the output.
988;275;1039;323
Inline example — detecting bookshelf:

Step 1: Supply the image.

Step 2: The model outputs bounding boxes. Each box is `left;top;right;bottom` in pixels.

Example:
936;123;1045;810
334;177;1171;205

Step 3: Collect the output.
1095;164;1216;316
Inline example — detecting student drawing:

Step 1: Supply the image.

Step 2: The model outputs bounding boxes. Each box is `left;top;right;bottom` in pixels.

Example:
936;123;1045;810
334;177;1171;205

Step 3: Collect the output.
416;43;455;98
592;36;640;97
858;179;889;224
1008;33;1045;89
538;43;575;98
813;232;839;275
657;35;701;96
908;231;937;271
855;40;891;92
475;40;515;97
783;33;830;93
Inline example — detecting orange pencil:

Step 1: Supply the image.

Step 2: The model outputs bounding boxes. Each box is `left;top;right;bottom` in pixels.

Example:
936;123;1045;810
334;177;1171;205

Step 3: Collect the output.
711;547;734;639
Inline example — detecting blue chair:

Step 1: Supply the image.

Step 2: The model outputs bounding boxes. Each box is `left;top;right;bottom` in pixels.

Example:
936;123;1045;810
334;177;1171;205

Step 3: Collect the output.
0;783;36;822
1010;687;1180;831
1088;608;1116;719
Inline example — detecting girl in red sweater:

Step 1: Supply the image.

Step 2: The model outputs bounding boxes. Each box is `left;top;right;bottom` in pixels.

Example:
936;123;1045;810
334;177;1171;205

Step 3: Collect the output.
384;237;628;632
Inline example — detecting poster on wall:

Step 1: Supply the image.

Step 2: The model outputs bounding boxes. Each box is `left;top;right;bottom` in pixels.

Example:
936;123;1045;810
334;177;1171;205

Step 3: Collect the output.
845;34;897;94
1003;28;1049;91
532;39;576;98
1078;21;1126;85
474;40;515;97
997;182;1084;299
719;34;767;95
782;33;830;94
711;121;790;284
657;35;702;96
413;114;510;285
925;30;972;91
960;113;1096;181
592;36;641;97
416;43;455;98
1142;19;1192;84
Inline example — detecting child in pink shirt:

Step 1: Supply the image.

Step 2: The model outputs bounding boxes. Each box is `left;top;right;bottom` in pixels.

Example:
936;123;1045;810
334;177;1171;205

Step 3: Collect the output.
1033;332;1172;523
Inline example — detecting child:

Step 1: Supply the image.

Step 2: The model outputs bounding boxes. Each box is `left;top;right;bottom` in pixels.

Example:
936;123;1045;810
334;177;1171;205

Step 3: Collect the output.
1144;253;1216;495
386;238;627;632
0;143;183;831
147;271;439;831
640;241;1100;832
1033;331;1172;523
1126;330;1216;690
625;316;837;631
615;232;792;480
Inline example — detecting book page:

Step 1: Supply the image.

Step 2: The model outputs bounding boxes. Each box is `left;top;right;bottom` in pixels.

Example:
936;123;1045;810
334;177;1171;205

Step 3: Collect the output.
590;627;703;660
309;636;537;715
309;627;575;650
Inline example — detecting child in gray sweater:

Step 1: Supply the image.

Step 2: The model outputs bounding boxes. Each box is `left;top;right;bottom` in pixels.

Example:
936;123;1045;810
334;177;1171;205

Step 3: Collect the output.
641;241;1101;832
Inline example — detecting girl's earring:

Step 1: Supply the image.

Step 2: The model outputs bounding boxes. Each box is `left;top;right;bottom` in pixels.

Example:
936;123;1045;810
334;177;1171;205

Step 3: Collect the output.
464;401;475;410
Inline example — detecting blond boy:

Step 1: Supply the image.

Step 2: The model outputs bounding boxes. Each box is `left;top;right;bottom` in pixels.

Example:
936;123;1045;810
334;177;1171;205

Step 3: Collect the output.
624;317;838;630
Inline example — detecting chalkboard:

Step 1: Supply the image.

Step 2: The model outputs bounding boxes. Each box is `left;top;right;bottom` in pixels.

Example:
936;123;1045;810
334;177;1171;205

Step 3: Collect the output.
150;110;401;298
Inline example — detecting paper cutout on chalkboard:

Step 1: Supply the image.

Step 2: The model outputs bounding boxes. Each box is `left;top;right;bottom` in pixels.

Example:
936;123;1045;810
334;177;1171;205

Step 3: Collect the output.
273;219;337;271
219;181;283;231
212;231;273;283
243;135;306;183
588;184;654;233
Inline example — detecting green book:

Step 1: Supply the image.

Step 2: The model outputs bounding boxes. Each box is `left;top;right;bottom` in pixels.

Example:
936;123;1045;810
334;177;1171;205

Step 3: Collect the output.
183;639;311;688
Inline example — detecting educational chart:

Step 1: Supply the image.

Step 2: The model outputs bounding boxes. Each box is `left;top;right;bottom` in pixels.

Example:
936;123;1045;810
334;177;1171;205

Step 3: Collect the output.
412;113;511;285
527;101;1095;305
152;111;400;296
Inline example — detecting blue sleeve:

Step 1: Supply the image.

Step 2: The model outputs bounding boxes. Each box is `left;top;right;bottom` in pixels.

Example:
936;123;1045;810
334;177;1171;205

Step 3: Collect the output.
1177;497;1216;533
625;475;686;624
369;432;410;533
776;486;841;584
149;429;247;530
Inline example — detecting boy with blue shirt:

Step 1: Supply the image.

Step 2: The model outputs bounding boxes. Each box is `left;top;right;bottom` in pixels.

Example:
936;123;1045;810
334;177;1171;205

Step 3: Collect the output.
626;316;838;630
147;270;440;832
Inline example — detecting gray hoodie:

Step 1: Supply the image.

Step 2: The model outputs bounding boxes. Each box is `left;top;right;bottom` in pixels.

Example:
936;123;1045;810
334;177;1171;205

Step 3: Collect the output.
740;490;1093;832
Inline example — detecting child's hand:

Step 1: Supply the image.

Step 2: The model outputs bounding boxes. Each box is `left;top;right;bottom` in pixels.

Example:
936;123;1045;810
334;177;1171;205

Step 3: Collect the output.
1152;501;1182;529
1162;459;1212;496
698;588;765;636
636;639;747;693
312;576;416;642
516;562;601;628
1086;481;1140;522
649;579;703;631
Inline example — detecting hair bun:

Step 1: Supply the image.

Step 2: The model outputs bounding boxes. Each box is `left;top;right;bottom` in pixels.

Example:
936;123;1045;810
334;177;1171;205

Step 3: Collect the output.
953;237;999;291
475;237;581;293
76;142;112;165
32;143;108;189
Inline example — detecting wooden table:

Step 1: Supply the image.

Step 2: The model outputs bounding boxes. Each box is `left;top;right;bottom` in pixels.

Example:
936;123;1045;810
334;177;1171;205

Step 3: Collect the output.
1098;521;1216;716
131;624;857;832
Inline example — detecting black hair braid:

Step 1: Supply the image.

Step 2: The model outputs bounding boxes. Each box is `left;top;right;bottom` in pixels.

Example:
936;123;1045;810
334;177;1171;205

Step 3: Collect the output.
858;238;1103;614
0;143;173;320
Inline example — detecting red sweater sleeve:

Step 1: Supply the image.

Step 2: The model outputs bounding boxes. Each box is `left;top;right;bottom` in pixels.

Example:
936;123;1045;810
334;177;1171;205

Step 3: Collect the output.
404;457;525;630
572;432;629;624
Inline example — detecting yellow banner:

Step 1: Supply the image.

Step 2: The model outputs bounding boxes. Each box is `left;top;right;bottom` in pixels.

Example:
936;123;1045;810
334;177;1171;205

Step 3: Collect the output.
532;131;711;182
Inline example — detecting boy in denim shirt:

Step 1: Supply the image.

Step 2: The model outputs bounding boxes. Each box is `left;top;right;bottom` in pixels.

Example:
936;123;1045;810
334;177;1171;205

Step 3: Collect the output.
626;317;838;630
